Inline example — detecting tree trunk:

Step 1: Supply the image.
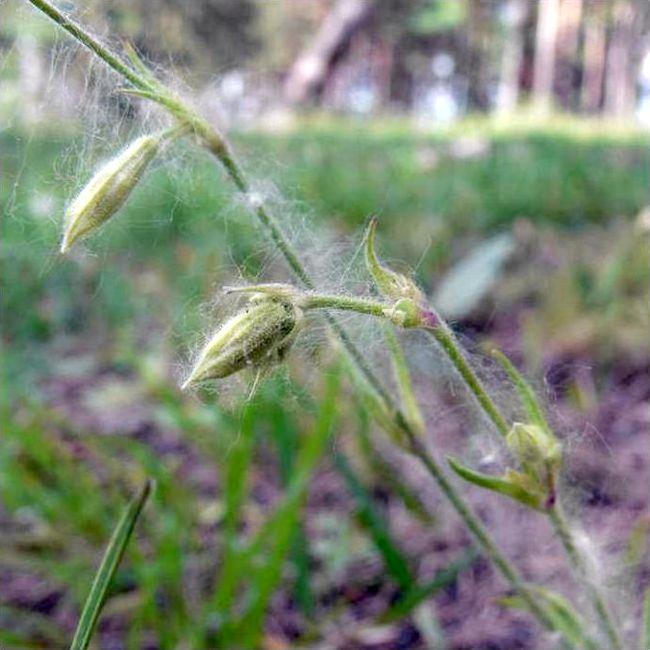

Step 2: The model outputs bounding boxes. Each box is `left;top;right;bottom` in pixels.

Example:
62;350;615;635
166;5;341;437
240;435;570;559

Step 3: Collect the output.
604;0;637;118
555;0;583;108
495;0;527;113
580;3;606;112
283;0;373;105
532;0;560;113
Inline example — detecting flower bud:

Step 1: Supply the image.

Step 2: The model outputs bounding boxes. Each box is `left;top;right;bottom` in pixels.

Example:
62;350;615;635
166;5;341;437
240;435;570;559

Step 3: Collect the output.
60;134;162;253
182;298;301;389
507;422;561;506
383;297;422;328
365;218;423;303
507;423;561;470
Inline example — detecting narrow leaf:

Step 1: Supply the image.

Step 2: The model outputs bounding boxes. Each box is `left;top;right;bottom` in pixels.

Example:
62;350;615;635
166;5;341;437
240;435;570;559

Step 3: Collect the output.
447;456;540;510
116;87;161;103
208;405;257;617
122;41;159;86
70;479;153;650
491;349;551;434
383;324;425;435
501;585;598;650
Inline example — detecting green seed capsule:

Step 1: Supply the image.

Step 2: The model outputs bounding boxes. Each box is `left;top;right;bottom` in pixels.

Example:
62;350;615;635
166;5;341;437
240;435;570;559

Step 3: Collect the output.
60;134;161;253
182;298;301;389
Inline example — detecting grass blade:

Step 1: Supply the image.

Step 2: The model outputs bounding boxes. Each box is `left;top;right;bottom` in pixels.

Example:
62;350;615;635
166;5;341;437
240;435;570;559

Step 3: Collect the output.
383;324;425;436
334;450;414;591
491;349;551;433
70;479;153;650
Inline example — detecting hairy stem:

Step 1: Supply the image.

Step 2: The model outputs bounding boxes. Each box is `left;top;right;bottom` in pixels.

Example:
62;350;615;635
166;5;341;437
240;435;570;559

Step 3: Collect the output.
425;324;510;436
301;293;388;318
27;0;152;92
426;321;621;647
405;432;556;631
549;504;622;649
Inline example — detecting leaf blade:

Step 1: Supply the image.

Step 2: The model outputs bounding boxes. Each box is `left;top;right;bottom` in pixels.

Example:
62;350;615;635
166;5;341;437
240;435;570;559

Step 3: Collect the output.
70;479;152;650
447;456;541;510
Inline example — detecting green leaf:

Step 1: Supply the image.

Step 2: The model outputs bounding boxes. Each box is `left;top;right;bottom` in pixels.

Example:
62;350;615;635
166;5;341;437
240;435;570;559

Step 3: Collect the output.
491;349;551;434
207;404;257;619
501;585;598;650
70;479;153;650
447;456;541;510
268;384;315;616
122;41;159;86
364;217;422;303
116;87;162;103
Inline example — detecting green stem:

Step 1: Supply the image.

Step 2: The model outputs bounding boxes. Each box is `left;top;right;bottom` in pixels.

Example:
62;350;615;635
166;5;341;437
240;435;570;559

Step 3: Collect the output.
27;0;152;92
405;433;556;631
549;504;622;649
301;293;388;318
425;325;510;436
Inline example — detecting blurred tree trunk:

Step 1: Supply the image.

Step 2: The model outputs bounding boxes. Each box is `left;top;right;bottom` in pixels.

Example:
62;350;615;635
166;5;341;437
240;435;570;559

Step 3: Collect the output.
283;0;373;105
532;0;560;113
580;1;606;112
555;0;583;108
495;0;527;113
604;0;637;117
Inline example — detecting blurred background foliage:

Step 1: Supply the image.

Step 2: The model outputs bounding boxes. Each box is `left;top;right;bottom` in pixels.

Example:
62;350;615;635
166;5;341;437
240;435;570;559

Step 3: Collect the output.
1;1;650;648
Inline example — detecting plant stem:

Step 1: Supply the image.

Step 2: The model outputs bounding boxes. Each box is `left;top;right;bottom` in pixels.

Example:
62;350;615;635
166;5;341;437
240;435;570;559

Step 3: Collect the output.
301;293;388;318
425;314;622;647
549;504;622;649
404;432;556;631
426;321;622;647
425;324;510;437
27;0;153;93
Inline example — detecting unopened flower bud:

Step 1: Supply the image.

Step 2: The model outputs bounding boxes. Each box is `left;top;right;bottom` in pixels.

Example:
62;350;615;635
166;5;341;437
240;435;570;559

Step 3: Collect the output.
507;422;561;506
61;133;162;253
182;298;301;389
365;218;423;303
383;297;422;328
